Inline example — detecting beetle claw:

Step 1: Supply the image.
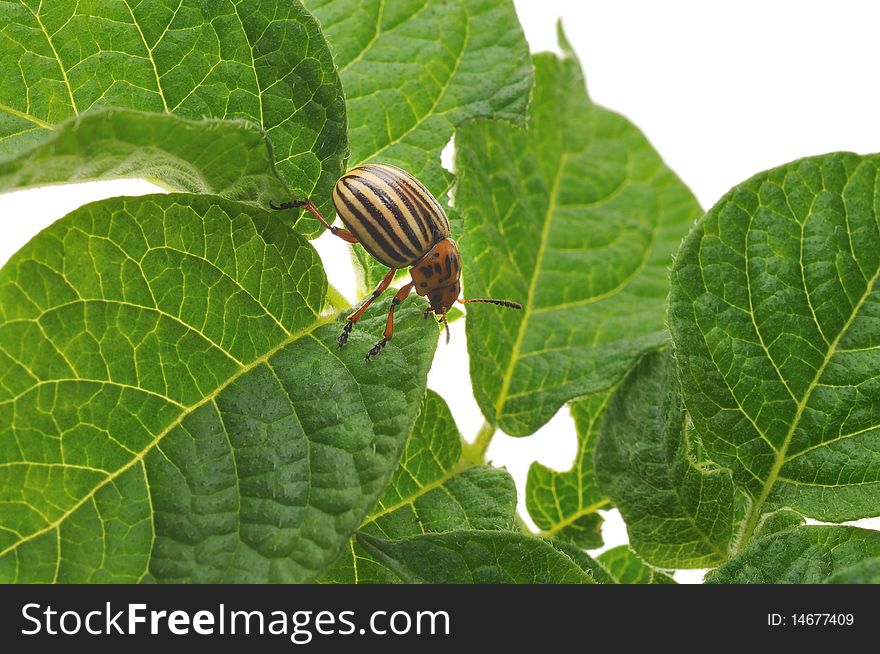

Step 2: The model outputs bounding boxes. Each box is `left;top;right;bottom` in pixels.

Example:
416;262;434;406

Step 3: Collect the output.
365;338;387;361
337;321;354;349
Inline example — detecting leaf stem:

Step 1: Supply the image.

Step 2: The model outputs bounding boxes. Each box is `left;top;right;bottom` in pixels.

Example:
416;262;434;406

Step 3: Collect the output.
460;421;497;465
323;283;350;313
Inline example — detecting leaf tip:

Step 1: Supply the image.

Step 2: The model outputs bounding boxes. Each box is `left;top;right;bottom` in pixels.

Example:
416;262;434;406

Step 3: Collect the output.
556;19;574;59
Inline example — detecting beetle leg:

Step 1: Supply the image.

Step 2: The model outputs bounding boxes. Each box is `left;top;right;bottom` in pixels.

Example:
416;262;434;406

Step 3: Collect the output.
366;282;414;361
338;268;397;348
270;198;359;244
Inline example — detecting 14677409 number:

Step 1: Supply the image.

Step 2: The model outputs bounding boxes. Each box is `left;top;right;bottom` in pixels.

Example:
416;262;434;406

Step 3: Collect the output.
768;613;855;627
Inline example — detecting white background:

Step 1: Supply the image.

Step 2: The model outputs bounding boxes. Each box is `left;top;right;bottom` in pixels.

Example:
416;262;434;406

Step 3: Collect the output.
2;0;879;582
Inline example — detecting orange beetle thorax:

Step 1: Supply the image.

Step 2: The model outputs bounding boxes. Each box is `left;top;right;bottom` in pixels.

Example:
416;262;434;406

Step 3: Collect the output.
410;238;462;313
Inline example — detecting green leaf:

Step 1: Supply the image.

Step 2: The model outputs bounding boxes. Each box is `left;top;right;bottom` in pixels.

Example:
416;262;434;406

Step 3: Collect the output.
456;27;702;435
525;389;613;548
595;350;736;568
319;390;516;583
751;509;805;541
306;0;531;197
707;526;880;584
548;539;614;583
824;557;880;584
0;109;287;207
366;392;515;535
0;0;346;219
0;193;437;582
597;546;676;584
357;530;597;583
669;152;880;544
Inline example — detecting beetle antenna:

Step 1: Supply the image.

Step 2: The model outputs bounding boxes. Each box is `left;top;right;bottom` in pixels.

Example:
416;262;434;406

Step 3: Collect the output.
441;308;451;345
459;298;522;310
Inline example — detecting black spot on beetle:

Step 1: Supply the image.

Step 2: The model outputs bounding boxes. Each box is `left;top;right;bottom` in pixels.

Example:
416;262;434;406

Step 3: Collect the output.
421;266;434;278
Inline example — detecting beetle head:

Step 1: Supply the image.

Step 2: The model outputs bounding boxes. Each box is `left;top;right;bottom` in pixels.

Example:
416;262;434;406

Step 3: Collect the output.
411;237;462;313
426;279;462;315
410;237;522;344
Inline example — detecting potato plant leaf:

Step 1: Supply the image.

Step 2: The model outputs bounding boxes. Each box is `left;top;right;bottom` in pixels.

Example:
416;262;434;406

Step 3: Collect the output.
0;109;287;207
0;0;346;220
547;539;614;583
455;27;702;435
595;350;736;568
306;0;531;198
824;557;880;584
319;390;516;583
751;509;805;541
597;546;676;584
525;389;613;548
707;526;880;584
0;194;437;582
357;530;597;583
669;152;880;545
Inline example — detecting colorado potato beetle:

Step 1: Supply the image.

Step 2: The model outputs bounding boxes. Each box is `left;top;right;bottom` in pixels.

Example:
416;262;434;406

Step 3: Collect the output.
271;163;521;360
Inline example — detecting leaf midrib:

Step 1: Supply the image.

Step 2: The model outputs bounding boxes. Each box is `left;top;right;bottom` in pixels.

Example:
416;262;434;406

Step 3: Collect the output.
0;309;338;559
122;0;170;113
356;3;468;166
492;153;568;420
738;246;880;548
360;459;470;526
490;150;656;421
27;4;78;114
539;498;609;538
337;0;386;75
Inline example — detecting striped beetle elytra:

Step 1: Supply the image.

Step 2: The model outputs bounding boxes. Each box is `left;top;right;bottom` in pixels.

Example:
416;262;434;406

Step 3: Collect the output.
271;163;521;360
